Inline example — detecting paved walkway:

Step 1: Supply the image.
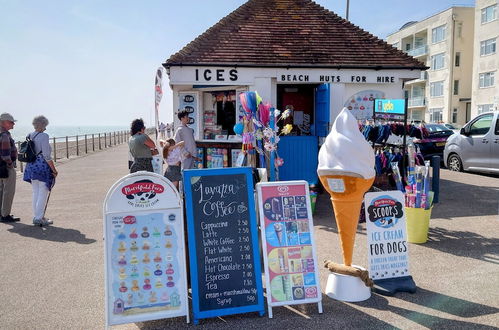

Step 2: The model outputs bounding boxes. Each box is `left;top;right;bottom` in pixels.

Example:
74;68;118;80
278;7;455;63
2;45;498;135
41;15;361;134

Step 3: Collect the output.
1;144;498;329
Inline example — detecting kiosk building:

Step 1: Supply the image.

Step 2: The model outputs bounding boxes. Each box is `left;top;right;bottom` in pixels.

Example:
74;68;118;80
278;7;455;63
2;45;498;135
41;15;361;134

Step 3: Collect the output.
164;0;426;184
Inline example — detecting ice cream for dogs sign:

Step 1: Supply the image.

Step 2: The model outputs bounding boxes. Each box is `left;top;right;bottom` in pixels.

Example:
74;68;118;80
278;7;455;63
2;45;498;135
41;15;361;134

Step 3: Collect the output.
257;181;321;317
364;191;411;280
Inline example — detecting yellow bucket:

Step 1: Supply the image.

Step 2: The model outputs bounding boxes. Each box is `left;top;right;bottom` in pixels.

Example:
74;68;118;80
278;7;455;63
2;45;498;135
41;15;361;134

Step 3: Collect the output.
405;207;432;243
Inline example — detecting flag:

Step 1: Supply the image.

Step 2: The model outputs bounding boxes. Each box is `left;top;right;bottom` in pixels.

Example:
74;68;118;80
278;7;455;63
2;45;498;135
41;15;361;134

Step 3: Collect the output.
154;67;163;134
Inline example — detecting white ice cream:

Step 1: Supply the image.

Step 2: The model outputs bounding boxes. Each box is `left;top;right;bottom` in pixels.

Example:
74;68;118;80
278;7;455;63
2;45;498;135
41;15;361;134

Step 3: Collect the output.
317;108;375;179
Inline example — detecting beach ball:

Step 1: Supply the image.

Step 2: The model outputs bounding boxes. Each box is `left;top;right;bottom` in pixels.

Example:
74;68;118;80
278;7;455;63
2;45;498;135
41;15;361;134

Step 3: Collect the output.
233;122;244;135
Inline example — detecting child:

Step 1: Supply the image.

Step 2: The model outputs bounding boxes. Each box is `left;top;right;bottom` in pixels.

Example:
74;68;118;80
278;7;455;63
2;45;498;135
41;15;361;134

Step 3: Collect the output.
162;139;185;189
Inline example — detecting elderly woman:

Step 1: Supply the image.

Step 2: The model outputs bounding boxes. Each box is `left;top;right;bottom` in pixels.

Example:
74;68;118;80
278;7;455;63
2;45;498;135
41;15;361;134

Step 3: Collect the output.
23;115;58;226
129;118;158;173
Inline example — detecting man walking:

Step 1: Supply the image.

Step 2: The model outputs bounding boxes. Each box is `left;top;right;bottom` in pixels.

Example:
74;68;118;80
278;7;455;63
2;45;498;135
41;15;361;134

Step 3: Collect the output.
0;113;20;222
174;109;197;170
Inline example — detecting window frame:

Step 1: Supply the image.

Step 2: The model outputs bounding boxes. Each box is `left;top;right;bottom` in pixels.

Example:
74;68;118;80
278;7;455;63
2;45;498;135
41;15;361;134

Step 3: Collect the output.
453;80;459;95
480;38;496;56
455;52;461;66
479;72;495;88
478;104;494;114
431;52;445;70
431;24;446;43
429;108;443;122
481;4;497;24
430;81;444;97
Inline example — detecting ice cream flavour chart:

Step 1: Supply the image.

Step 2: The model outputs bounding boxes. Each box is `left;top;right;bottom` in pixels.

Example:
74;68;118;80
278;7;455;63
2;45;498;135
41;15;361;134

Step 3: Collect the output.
103;172;189;326
183;167;264;324
257;181;322;318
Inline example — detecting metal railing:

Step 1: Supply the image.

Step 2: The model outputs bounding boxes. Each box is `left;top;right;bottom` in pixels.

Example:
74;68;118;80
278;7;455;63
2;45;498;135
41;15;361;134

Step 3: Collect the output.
408;45;428;57
408;96;426;107
17;130;129;172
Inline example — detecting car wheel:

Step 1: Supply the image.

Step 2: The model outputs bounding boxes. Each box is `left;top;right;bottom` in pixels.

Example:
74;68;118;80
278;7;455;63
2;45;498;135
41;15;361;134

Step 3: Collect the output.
447;154;463;172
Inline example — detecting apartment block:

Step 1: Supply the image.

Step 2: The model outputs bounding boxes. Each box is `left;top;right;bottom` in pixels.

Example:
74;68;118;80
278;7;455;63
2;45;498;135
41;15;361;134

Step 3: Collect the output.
387;7;475;125
471;0;499;117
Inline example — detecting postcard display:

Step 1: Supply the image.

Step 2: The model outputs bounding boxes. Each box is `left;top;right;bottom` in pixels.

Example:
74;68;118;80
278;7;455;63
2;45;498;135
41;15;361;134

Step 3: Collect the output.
103;172;189;326
183;167;265;324
364;191;416;295
257;181;322;318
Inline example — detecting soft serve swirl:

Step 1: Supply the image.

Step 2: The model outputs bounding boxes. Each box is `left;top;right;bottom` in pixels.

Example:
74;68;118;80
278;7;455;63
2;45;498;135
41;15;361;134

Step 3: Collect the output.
317;108;375;179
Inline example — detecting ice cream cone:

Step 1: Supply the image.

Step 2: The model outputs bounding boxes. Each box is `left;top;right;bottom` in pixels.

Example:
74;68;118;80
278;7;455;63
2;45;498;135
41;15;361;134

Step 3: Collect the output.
319;174;374;266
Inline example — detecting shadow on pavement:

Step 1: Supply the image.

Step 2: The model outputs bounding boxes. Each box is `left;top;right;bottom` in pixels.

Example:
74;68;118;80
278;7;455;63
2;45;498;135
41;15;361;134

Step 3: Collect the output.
2;222;96;244
425;226;499;264
136;293;396;329
359;292;498;329
434;179;499;219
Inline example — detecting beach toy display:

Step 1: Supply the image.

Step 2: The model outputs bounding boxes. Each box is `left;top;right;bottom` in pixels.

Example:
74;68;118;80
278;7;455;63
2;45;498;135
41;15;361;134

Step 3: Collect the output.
317;107;375;301
391;149;434;243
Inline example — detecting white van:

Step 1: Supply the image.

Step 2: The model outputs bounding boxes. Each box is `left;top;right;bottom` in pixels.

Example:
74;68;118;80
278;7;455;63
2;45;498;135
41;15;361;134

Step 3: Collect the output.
444;112;499;174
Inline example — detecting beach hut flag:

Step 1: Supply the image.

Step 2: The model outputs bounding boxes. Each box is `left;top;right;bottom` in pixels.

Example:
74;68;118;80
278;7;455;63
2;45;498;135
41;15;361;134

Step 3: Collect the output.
154;67;163;132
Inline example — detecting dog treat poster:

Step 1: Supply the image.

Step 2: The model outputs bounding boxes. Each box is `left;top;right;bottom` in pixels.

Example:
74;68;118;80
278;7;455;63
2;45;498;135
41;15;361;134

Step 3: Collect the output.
364;191;411;280
257;181;321;310
103;173;189;326
183;167;264;323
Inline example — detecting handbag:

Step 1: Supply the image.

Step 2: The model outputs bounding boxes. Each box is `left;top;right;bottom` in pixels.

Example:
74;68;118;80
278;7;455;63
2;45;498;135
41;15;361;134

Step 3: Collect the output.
0;161;8;178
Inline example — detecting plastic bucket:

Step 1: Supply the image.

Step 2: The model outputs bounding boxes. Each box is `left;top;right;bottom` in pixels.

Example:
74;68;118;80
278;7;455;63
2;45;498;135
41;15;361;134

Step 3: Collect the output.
405;207;432;243
310;192;317;214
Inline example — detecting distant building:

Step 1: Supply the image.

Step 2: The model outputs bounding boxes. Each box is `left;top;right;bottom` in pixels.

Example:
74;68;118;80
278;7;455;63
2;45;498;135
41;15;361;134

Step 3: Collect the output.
471;0;499;117
387;6;475;125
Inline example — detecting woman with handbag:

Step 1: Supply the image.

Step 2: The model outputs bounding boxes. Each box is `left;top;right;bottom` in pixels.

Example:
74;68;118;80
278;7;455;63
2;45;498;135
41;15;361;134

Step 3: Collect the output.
129;118;158;173
22;115;57;226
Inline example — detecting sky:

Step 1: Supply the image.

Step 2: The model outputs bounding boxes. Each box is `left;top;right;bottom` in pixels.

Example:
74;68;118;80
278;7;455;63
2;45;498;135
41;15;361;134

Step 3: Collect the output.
0;0;475;127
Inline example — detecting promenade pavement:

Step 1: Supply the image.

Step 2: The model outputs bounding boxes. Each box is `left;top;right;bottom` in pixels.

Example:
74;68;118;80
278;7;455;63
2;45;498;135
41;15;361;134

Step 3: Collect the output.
1;144;498;329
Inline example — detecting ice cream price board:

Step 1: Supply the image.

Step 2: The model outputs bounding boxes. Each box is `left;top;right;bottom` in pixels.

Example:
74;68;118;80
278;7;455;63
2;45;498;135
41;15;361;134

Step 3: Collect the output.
364;191;416;295
183;167;264;324
103;172;189;326
256;181;322;318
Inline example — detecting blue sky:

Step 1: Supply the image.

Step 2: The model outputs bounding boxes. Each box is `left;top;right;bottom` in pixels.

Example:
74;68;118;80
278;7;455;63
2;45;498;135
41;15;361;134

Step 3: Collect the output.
0;0;474;127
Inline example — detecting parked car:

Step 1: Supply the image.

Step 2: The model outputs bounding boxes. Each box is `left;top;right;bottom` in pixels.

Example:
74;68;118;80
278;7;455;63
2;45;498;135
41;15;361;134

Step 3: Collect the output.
443;123;460;134
413;123;454;160
444;112;499;174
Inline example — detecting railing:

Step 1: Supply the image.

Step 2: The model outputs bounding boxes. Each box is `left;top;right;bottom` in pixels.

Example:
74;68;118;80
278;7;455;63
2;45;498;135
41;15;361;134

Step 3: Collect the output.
408;96;426;107
408;45;428;57
17;130;129;173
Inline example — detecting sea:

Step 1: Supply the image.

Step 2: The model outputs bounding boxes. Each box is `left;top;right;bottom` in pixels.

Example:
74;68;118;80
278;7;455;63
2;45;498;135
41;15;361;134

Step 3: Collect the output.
11;125;129;142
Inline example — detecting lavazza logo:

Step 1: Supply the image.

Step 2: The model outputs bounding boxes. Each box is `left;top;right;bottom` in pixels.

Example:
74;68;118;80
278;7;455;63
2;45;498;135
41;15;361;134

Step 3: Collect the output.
121;179;164;208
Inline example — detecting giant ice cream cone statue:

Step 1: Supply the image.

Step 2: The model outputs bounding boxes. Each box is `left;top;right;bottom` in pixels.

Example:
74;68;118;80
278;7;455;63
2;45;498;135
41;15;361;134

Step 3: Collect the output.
317;108;375;266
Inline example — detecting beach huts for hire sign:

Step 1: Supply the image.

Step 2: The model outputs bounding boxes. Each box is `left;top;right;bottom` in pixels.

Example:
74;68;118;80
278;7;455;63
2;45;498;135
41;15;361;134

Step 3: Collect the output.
103;172;189;326
183;167;264;324
364;191;416;295
256;181;322;318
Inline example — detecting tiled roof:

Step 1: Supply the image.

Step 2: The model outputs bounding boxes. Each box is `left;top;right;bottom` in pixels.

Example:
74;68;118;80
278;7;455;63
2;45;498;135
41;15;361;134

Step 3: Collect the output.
165;0;426;70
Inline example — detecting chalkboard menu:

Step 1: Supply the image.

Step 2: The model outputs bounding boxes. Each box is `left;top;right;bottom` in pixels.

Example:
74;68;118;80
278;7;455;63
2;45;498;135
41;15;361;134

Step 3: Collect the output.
183;167;264;323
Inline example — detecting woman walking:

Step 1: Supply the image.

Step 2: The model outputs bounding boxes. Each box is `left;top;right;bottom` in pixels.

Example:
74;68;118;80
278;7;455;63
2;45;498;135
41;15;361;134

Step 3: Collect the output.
129;119;158;173
23;115;57;226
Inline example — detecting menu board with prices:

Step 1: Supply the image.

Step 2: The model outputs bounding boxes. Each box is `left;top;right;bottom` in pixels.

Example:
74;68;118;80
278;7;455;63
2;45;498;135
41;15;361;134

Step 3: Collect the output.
183;167;264;323
256;181;322;318
103;172;189;326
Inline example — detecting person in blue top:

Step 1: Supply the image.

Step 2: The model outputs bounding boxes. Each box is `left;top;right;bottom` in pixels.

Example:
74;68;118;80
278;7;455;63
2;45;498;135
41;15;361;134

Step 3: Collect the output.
23;115;58;226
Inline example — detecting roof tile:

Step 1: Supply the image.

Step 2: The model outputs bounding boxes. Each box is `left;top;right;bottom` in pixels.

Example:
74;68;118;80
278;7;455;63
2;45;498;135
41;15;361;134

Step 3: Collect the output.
166;0;425;69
